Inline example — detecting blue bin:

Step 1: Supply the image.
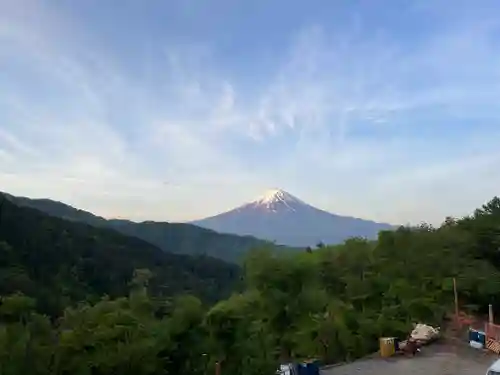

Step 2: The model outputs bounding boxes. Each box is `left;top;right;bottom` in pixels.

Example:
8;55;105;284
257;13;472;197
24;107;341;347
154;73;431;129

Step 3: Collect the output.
296;363;308;375
469;329;487;345
477;331;486;345
469;329;479;342
306;361;320;375
296;360;320;375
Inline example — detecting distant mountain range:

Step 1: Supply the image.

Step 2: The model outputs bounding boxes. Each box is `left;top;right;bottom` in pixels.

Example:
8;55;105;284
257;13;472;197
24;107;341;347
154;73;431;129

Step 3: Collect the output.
4;188;393;260
191;189;394;247
3;192;275;263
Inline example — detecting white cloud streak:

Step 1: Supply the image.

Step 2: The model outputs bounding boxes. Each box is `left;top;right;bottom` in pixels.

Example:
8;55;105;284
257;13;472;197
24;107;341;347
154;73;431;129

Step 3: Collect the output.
1;0;500;224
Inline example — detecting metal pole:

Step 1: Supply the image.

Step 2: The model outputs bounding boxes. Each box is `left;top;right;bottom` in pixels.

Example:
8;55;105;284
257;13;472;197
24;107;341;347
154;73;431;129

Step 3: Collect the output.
489;304;494;324
453;278;459;328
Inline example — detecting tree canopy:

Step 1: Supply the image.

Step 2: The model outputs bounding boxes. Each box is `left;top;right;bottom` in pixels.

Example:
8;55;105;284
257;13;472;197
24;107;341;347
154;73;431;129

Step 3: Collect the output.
0;196;241;316
3;195;500;374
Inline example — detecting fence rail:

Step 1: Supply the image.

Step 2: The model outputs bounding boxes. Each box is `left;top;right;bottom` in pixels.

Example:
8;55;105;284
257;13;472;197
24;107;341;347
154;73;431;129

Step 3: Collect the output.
486;322;500;341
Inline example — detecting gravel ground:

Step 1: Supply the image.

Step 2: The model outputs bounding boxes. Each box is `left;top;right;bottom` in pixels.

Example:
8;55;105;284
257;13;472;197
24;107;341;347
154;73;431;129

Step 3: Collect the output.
321;342;497;375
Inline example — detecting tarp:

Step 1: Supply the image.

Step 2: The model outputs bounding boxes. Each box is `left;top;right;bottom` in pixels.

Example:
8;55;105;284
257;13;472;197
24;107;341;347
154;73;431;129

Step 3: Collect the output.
410;323;440;342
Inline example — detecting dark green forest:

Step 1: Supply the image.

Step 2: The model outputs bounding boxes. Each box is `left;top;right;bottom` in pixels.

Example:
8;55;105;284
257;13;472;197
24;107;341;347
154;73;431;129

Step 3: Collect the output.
3;195;500;374
0;196;241;316
6;192;274;262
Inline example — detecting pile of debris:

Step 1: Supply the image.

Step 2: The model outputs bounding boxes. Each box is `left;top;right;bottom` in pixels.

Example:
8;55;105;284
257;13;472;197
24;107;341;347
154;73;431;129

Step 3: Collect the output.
396;323;441;356
409;323;441;345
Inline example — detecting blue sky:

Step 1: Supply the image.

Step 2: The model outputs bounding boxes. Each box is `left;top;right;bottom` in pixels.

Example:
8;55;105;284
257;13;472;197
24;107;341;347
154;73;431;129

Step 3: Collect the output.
2;0;500;225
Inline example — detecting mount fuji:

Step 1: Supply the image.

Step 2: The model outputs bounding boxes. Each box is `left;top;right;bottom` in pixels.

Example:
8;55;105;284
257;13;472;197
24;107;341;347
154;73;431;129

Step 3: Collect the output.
190;189;394;247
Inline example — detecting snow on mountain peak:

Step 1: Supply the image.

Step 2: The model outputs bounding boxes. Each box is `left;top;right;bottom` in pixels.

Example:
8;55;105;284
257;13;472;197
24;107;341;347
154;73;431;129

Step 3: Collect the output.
249;189;304;212
257;189;291;203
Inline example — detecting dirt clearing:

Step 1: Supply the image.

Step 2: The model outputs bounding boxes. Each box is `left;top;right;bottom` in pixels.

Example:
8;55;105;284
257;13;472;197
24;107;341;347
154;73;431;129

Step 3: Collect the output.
321;341;497;375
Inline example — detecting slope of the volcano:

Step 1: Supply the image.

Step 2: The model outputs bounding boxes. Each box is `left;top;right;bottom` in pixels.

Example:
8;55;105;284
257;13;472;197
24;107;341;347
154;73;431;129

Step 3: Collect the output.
191;189;394;247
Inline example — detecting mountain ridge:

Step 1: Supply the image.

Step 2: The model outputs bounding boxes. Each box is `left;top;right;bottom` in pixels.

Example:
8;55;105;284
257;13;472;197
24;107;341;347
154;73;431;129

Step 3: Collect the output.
191;188;394;247
0;194;241;314
3;192;276;263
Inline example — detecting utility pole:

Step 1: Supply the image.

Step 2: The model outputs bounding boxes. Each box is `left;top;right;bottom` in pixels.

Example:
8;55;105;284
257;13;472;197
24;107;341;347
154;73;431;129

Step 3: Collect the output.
453;277;459;328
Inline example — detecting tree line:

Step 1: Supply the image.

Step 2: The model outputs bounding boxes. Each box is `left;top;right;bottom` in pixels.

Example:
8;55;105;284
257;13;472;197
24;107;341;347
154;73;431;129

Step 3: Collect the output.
0;197;241;316
6;192;274;263
3;196;500;374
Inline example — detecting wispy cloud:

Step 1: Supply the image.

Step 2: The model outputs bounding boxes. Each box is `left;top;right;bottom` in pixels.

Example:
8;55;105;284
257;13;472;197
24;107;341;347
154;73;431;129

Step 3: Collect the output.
1;0;500;224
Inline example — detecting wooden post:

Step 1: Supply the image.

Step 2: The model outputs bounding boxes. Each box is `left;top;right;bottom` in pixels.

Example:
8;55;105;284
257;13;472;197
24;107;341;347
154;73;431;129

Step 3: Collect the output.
215;361;221;375
489;304;494;324
453;277;459;328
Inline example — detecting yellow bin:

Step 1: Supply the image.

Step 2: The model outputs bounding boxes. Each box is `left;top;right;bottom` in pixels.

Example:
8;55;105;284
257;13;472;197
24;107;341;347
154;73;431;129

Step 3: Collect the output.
379;337;395;357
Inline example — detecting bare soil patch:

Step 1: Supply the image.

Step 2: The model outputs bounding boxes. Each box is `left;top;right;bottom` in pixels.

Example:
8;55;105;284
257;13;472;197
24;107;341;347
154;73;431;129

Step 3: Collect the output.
321;337;498;375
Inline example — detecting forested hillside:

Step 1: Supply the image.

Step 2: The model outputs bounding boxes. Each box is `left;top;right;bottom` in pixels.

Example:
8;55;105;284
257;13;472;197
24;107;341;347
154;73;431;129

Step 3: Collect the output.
5;192;274;263
0;196;240;316
2;196;500;374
